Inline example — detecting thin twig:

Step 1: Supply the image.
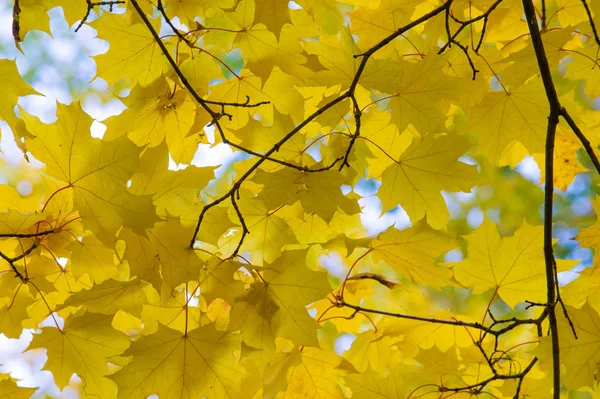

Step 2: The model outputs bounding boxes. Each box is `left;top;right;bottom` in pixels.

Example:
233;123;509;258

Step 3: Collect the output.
580;0;600;46
74;0;125;32
0;241;39;281
0;229;55;238
346;273;398;289
340;95;362;170
339;301;545;337
12;0;20;44
561;108;600;175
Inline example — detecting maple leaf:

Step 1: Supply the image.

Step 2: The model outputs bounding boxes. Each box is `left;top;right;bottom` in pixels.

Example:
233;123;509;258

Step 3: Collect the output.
0;379;36;399
91;10;169;86
253;167;360;223
221;194;298;263
0;60;37;129
271;347;351;398
105;78;203;165
23;102;159;246
533;127;586;190
465;81;549;162
59;278;150;317
28;312;130;397
232;249;332;347
537;302;600;389
0;285;34;339
147;219;205;289
345;365;422;399
377;133;481;229
452;219;577;307
111;324;244;399
128;143;216;220
370;220;456;287
253;0;291;38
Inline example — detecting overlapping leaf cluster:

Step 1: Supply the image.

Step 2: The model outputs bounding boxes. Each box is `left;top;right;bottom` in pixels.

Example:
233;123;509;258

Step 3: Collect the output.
1;0;600;397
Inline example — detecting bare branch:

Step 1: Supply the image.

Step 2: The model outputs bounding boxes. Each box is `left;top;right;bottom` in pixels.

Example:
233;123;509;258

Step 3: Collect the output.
74;0;125;32
0;241;39;281
580;0;600;46
522;0;564;396
12;0;20;44
0;229;55;238
347;273;398;289
561;108;600;175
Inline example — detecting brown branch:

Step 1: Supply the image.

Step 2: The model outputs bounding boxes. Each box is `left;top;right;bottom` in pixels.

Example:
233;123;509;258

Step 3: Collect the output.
229;192;249;258
561;108;600;175
438;0;504;54
190;93;350;251
453;41;479;79
157;0;191;45
0;229;55;238
437;0;504;77
74;0;125;32
580;0;600;46
340;95;362;170
513;358;539;398
203;95;270;109
339;300;545;337
541;0;547;30
0;241;39;281
438;358;538;397
188;1;454;252
346;273;398;289
522;1;563;396
12;0;20;44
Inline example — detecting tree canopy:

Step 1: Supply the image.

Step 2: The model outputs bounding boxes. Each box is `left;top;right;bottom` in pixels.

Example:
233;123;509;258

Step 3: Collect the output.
1;0;600;398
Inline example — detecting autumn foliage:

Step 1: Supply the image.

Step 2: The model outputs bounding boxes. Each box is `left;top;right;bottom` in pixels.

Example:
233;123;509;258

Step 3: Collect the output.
2;0;600;397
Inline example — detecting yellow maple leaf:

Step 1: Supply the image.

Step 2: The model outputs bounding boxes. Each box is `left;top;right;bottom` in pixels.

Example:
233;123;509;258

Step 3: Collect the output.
0;285;34;339
104;77;202;164
119;228;162;290
232;249;332;347
59;278;150;317
254;0;291;38
0;60;37;129
129;143;215;221
91;10;169;86
272;347;350;399
221;194;298;263
253;167;360;223
576;198;600;254
147;219;204;288
452;219;576;307
370;220;456;287
111;323;244;398
377;133;481;229
533;128;586;190
466;80;548;163
0;378;36;399
29;312;130;397
537;302;600;390
23;103;159;246
67;234;121;284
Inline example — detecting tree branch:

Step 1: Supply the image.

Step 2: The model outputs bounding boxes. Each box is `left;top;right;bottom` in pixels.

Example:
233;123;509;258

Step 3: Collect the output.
580;0;600;46
0;229;55;238
522;0;563;396
188;0;454;251
74;0;125;32
0;241;39;281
